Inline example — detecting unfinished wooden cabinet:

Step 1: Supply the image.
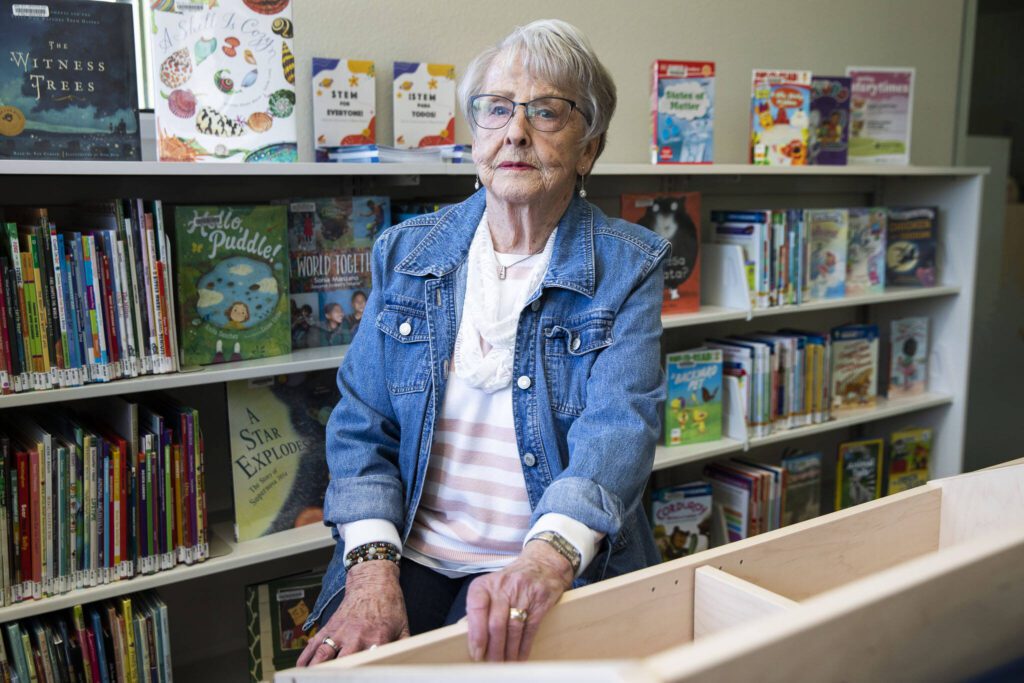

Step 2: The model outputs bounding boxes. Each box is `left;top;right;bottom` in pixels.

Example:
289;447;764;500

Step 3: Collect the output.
276;459;1024;683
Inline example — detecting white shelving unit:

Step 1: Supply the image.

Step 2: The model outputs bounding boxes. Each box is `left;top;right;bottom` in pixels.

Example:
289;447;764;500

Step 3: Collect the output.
0;163;985;678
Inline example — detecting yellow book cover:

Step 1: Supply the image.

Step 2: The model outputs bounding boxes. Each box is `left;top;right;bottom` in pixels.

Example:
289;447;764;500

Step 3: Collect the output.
887;427;932;494
121;597;137;683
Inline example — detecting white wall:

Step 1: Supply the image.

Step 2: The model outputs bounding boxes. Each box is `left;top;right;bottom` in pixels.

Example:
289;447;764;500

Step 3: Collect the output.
292;0;967;165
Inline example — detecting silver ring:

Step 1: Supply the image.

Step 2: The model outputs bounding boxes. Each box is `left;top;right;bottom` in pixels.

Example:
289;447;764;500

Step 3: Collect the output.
509;607;528;623
320;636;340;653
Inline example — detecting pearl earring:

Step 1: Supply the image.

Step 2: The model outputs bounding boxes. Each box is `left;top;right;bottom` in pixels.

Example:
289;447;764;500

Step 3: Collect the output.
474;176;481;190
578;173;587;199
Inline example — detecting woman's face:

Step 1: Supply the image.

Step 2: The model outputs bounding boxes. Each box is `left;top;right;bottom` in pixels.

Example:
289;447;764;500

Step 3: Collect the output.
472;55;598;210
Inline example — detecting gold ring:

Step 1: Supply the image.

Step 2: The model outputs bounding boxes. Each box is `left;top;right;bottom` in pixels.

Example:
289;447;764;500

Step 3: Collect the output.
321;636;340;653
509;607;528;623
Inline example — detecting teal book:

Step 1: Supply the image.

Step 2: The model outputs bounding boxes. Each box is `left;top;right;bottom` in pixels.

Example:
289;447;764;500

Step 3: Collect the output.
174;206;290;367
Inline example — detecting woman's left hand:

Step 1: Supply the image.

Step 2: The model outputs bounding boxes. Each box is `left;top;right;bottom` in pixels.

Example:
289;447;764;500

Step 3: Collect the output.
465;540;575;662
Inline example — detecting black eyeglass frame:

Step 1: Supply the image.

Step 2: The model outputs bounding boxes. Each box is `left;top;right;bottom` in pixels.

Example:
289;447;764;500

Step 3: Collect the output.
469;94;583;132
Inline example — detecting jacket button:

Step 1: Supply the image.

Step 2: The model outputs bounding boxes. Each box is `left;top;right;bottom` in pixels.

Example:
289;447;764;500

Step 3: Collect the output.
523;452;537;467
531;300;541;312
399;320;412;336
517;375;532;390
442;358;450;378
571;336;581;351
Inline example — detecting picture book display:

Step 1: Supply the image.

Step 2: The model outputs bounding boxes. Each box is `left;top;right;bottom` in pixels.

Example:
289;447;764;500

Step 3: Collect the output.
750;69;812;166
806;209;849;299
886;207;937;287
664;348;722;446
226;371;336;542
830;324;879;409
846;67;914;165
651;60;715;164
887;427;932;494
151;2;298;162
246;569;325;682
888;316;928;397
174;205;290;367
650;482;712;561
835;438;883;510
845;207;886;295
0;0;141;161
312;58;375;153
392;62;455;149
780;450;822;526
622;193;701;314
288;196;388;349
808;76;851;165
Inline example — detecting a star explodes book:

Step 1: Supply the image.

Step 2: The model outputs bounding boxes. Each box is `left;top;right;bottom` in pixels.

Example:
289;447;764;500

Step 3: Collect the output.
392;62;455;149
664;348;723;446
0;0;141;160
312;58;376;154
846;67;914;165
174;205;290;367
151;1;297;162
750;69;812;166
809;76;851;165
651;60;715;164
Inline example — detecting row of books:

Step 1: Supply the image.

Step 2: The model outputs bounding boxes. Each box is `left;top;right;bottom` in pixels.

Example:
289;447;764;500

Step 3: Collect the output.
0;591;171;683
0;397;208;607
664;317;929;446
651;427;932;559
0;202;179;395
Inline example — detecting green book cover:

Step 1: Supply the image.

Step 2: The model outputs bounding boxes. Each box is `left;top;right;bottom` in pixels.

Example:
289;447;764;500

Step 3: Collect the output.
835;438;883;510
174;205;290;367
664;349;723;446
246;570;325;681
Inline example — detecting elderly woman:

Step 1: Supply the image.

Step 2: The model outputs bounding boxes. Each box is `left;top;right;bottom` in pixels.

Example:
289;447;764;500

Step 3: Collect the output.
298;19;668;666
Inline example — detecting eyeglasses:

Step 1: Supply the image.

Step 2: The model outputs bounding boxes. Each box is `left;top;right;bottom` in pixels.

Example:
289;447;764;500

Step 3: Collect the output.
469;94;580;132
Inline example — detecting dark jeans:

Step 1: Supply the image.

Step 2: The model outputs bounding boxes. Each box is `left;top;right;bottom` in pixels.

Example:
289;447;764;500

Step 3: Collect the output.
320;558;486;636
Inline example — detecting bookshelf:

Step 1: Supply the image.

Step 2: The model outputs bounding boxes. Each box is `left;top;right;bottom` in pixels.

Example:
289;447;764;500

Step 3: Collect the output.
0;162;985;681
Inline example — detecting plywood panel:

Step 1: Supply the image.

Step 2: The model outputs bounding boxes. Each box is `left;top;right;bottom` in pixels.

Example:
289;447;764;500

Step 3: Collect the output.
934;463;1024;548
692;567;796;639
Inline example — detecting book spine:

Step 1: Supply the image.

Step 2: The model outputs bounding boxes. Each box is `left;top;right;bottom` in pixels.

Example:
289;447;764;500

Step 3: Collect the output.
143;215;165;372
183;414;196;565
30;231;60;388
172;442;184;563
0;269;11;395
48;227;73;388
28;446;41;599
196;423;207;560
163;433;173;569
123;205;152;375
81;237;108;382
112;445;121;578
99;251;121;380
55;233;83;387
69;235;95;383
113;240;138;378
3;261;27;394
137;217;159;373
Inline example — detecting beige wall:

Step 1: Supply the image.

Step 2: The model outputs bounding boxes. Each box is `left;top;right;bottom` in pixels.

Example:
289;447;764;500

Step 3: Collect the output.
293;0;966;165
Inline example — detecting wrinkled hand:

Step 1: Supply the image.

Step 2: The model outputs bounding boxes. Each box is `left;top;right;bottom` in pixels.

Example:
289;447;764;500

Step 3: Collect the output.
466;540;574;662
297;561;409;666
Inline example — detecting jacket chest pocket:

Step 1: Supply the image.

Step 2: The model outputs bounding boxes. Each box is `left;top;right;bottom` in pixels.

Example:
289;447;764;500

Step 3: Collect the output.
376;303;431;394
542;311;614;416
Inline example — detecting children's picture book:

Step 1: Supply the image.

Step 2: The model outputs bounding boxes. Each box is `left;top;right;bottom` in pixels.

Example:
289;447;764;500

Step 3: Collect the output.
781;450;822;526
888;316;928;397
174;205;290;367
887;427;932;494
651;60;715;164
650;481;712;562
0;0;141;161
886;207;937;287
312;58;376;153
835;438;884;509
846;67;914;165
830;324;879;409
750;69;812;165
227;371;337;543
151;2;298;162
845;207;887;295
392;62;455;149
664;348;722;446
621;193;701;314
246;568;326;683
808;77;851;165
806;209;849;300
287;197;388;349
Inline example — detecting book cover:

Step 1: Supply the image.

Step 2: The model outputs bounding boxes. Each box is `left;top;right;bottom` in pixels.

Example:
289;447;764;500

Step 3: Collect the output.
806;209;849;300
651;60;714;164
808;76;851;165
226;371;337;542
780;450;822;526
887;427;932;494
886;207;937;287
845;207;887;295
312;58;375;152
622;193;701;314
247;569;324;681
392;62;455;149
664;348;722;446
835;438;883;509
0;0;141;161
287;197;387;349
847;67;914;165
889;316;928;397
830;324;879;409
750;69;812;165
152;2;298;163
174;205;290;367
711;210;770;309
650;482;712;561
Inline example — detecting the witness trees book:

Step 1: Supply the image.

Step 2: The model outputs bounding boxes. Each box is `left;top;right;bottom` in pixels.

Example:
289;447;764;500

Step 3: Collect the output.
830;323;879;409
845;207;886;296
806;209;849;300
780;450;822;526
174;205;290;367
886;207;937;287
846;67;914;165
664;349;722;446
226;371;337;542
835;438;883;510
808;77;851;165
651;60;715;164
246;569;325;683
750;69;812;166
650;482;712;561
622;193;701;314
887;427;932;494
0;0;141;161
312;58;376;152
392;62;456;149
888;316;928;397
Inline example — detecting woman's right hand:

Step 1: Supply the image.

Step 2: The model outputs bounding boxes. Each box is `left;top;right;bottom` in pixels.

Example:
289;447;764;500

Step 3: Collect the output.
297;561;410;666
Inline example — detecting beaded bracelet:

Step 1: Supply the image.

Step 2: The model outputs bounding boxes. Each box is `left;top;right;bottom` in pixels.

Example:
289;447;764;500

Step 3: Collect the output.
343;541;402;571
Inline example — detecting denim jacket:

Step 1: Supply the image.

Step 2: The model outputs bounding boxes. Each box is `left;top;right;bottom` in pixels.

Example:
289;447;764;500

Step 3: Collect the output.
305;189;670;630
